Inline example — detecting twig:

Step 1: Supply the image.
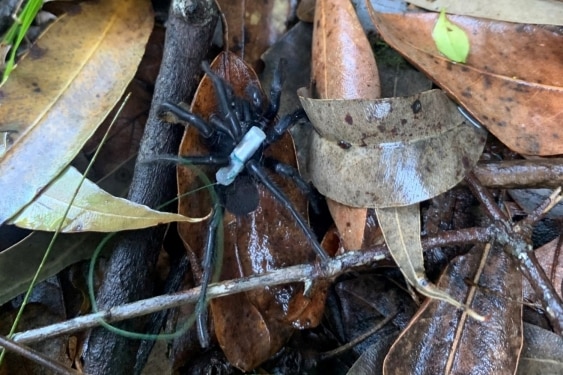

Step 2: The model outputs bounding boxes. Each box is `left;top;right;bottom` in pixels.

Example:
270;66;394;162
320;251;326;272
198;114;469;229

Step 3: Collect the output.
465;171;508;221
0;335;79;375
13;249;386;345
466;173;563;333
473;159;563;189
13;228;505;346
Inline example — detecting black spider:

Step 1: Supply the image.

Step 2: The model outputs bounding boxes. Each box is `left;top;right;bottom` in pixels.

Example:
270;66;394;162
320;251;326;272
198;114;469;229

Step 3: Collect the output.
159;61;330;347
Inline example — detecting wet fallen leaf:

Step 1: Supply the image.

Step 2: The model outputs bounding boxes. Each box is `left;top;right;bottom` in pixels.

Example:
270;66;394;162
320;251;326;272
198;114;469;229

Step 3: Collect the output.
367;6;563;155
9;166;196;232
175;51;327;371
408;0;563;25
384;243;523;375
0;0;154;224
311;0;380;100
0;293;71;375
303;0;486;316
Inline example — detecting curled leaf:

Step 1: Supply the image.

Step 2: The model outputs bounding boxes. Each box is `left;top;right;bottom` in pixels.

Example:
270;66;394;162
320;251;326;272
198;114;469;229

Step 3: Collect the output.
299;88;486;207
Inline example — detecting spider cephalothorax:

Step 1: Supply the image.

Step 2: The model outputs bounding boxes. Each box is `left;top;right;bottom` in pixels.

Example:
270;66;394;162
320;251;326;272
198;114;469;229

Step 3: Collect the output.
159;57;329;357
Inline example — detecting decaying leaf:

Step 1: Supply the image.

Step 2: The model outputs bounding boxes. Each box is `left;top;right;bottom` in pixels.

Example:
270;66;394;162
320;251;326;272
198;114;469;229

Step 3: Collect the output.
9;166;198;232
298;88;486;207
0;0;154;224
432;9;470;63
311;0;380;101
384;243;523;375
408;0;563;26
367;5;563;155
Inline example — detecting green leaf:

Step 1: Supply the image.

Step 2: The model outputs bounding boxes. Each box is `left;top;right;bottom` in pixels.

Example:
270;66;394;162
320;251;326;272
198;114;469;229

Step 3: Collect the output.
9;166;200;232
432;9;470;63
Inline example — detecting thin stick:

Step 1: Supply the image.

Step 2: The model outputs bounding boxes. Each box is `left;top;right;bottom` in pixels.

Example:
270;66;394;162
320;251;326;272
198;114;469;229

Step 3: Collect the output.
0;335;80;375
12;228;503;346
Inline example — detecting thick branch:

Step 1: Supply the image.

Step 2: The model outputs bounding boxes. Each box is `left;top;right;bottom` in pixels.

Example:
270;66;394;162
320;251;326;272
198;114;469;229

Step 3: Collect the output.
81;2;219;374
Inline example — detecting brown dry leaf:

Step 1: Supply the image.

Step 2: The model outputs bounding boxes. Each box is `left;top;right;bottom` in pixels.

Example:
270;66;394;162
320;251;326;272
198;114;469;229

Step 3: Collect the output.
176;51;327;371
217;0;293;70
367;7;563;155
311;0;380;100
384;243;523;375
298;89;486;207
0;0;154;224
310;0;380;250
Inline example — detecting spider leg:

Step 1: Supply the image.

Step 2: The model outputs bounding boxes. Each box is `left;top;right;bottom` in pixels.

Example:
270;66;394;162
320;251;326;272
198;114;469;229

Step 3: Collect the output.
177;155;230;166
159;102;215;139
264;157;322;215
202;62;243;141
196;202;223;348
143;155;229;167
246;159;330;262
265;108;307;145
263;59;286;121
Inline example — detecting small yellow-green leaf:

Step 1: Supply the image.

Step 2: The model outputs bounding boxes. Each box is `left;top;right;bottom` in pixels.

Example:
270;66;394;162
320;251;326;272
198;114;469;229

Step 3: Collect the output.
375;204;484;321
9;166;199;232
432;9;470;63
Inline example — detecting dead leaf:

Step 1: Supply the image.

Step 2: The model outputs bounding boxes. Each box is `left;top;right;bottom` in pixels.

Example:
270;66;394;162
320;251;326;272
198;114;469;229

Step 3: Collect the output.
217;0;293;70
311;0;380;100
0;280;71;374
298;89;487;207
9;166;196;232
0;0;154;224
367;7;563;155
408;0;563;26
518;323;563;374
384;243;523;375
